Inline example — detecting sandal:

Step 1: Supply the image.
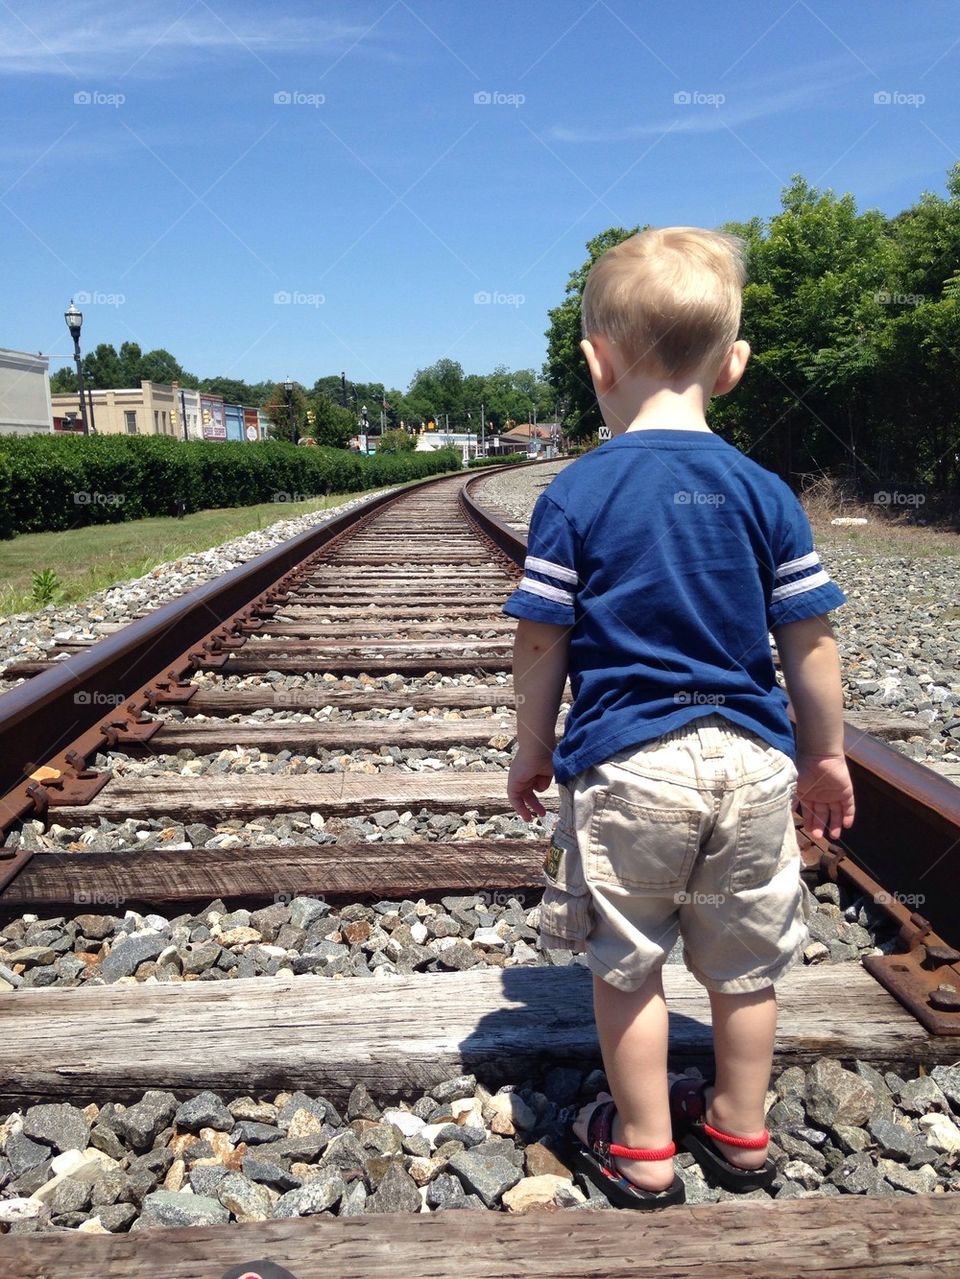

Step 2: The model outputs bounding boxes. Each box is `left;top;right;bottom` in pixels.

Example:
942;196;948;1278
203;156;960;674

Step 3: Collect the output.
571;1098;685;1209
669;1074;775;1192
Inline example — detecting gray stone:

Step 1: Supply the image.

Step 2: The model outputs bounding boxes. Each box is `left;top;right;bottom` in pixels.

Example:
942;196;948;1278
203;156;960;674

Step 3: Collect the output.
543;1066;582;1106
435;942;479;971
869;1117;918;1161
46;1176;93;1216
90;1167;130;1207
22;1103;90;1154
898;1076;951;1116
880;1159;939;1194
781;1159;822;1190
5;1130;51;1176
831;1124;871;1154
425;1172;467;1209
805;1059;875;1129
432;1123;486;1149
346;1082;381;1121
776;1132;827;1173
242;1153;301;1193
97;1201;138;1232
338;1179;368;1216
930;1065;960;1111
366;1161;421;1213
412;1095;440;1122
448;1148;523;1207
100;932;167;981
217;1172;273;1222
180;941;222;974
288;897;331;930
74;913;118;940
853;1061;895;1119
676;1164;721;1204
140;1190;229;1227
359;1122;403;1156
829;1152;883;1195
189;1165;230;1196
175;1091;235;1133
319;1130;367;1173
430;1074;477;1104
231;1121;283;1146
774;1066;807;1100
278;1090;341;1130
88;1123;126;1163
272;1170;345;1218
115;1090;178;1150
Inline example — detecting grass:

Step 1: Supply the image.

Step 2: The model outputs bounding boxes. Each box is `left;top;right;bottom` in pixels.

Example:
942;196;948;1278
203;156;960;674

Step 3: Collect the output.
0;492;361;616
800;477;959;558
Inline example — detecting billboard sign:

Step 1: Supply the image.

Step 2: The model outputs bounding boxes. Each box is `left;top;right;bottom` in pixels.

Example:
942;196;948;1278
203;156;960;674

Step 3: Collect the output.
243;407;260;442
200;395;226;441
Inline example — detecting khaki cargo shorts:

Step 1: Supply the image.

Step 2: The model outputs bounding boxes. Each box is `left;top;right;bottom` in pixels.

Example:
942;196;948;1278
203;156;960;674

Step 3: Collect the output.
539;715;812;994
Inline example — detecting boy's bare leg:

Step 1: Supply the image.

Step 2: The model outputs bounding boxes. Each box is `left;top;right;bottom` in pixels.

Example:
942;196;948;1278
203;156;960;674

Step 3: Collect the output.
573;968;675;1191
705;985;777;1168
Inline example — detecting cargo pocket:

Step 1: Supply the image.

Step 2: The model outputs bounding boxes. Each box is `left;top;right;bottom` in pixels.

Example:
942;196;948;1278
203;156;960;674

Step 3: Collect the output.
727;789;795;894
586;790;701;894
538;785;593;953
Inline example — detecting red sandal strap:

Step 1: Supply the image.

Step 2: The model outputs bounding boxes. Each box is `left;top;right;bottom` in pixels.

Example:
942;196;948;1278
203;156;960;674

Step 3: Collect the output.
608;1140;677;1161
702;1122;769;1150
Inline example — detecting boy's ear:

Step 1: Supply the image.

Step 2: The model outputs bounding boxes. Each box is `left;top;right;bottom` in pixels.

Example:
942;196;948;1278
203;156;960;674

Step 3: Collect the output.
580;336;614;394
712;339;751;396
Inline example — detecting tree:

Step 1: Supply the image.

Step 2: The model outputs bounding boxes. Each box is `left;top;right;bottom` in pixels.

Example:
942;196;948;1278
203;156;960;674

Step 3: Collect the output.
378;428;416;453
307;394;354;448
263;381;308;442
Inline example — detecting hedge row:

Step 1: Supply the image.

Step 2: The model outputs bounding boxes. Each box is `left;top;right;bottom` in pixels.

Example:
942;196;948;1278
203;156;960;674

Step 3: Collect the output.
467;453;528;468
0;435;463;538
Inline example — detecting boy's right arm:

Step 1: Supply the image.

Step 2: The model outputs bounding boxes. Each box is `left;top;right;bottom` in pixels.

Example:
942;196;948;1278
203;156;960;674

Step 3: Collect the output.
773;614;855;841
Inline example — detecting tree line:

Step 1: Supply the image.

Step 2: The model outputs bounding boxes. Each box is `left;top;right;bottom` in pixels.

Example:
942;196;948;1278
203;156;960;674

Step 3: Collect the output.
546;164;960;494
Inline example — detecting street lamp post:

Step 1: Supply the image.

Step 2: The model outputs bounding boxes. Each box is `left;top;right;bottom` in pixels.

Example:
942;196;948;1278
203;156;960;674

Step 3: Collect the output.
64;300;89;436
340;371;347;408
284;378;298;445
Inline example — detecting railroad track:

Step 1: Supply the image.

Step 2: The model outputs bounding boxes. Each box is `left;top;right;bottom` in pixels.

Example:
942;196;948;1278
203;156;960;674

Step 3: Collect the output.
0;463;958;1277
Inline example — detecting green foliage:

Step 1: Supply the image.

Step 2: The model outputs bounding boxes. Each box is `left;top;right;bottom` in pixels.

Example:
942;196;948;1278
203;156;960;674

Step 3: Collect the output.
378;428;416;454
0;436;462;538
31;568;62;607
467;452;528;468
545;164;960;492
308;395;355;448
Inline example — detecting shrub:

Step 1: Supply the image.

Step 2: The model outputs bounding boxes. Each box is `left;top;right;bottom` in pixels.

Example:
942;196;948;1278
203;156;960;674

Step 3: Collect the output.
467;452;529;468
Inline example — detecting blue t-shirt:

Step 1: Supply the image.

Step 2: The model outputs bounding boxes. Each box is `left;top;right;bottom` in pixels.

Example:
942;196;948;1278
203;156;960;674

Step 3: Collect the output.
502;430;846;784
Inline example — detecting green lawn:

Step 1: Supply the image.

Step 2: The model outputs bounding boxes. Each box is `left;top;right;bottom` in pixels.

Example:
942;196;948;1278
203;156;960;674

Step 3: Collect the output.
0;492;360;616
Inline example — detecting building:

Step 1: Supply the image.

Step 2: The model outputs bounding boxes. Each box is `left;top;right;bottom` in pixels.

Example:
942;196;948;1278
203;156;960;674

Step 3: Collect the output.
51;379;181;437
497;422;558;457
0;349;52;435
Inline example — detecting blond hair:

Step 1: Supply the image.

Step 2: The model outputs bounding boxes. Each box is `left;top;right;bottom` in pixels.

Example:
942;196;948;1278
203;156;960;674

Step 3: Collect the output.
580;226;746;381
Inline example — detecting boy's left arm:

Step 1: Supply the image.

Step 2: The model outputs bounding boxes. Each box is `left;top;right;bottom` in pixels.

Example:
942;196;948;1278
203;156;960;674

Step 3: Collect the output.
507;617;571;821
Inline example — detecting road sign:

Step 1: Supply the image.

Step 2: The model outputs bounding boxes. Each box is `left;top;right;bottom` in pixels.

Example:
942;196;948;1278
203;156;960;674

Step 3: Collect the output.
598;425;612;441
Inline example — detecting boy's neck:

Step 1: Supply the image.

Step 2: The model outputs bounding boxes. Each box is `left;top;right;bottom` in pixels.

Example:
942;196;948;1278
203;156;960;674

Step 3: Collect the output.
602;379;714;437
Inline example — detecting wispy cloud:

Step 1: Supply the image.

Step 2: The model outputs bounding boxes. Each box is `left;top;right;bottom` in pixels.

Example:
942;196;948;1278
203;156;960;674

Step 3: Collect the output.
0;0;394;77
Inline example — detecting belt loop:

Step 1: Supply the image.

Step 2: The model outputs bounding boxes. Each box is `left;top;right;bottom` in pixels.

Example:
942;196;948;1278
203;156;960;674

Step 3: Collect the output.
696;718;727;758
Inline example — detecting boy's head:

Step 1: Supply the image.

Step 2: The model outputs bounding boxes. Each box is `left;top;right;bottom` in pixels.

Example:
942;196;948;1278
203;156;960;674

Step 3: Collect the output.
580;226;747;389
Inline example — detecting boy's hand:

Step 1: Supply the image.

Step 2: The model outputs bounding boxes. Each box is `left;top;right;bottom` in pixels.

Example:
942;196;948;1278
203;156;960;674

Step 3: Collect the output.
508;745;555;822
794;753;855;841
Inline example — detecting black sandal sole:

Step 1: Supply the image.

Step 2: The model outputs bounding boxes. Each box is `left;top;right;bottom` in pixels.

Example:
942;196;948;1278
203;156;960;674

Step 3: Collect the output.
572;1142;686;1209
681;1130;776;1192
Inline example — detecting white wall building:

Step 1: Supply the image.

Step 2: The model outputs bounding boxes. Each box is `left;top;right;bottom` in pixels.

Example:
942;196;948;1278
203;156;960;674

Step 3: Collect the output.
0;349;52;435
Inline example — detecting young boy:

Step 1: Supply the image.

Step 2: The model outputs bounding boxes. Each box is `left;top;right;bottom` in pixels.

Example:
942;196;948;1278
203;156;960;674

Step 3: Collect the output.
503;227;855;1208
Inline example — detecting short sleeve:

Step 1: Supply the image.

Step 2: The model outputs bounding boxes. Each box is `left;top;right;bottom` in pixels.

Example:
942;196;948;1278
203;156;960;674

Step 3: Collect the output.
768;491;846;629
502;492;579;626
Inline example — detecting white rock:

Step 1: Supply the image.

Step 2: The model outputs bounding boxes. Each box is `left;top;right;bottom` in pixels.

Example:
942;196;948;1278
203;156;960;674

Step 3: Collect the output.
919;1112;960;1153
409;922;428;945
0;1198;42;1223
382;1108;425;1137
502;1174;577;1213
482;1091;536;1132
473;927;508;948
77;1216;110;1233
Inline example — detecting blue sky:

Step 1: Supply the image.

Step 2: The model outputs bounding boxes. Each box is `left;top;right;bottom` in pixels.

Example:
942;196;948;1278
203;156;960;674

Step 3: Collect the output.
3;0;959;393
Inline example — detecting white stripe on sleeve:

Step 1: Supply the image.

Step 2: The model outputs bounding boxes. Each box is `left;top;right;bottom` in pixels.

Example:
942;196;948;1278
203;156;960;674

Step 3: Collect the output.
776;551;820;578
517;576;575;606
524;555;578;586
771;569;831;602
